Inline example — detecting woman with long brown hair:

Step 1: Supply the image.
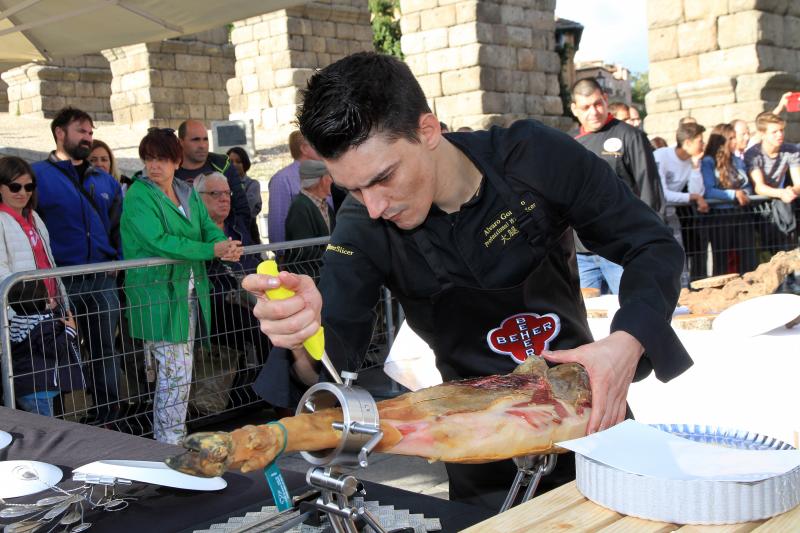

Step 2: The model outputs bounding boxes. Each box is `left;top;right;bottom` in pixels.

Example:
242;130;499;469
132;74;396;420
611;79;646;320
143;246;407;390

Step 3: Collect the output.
700;123;756;275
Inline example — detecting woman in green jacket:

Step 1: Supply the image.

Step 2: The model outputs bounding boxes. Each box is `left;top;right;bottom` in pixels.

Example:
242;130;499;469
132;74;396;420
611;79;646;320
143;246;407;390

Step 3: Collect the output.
121;128;242;444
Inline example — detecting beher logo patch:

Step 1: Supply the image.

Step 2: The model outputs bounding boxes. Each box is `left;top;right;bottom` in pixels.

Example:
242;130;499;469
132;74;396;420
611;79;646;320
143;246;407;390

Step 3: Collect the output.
486;312;560;364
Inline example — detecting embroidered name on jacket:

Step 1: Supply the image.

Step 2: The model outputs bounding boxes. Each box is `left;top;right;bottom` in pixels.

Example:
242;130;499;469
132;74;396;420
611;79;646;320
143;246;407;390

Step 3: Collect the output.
486;312;561;364
482;209;522;248
326;244;354;256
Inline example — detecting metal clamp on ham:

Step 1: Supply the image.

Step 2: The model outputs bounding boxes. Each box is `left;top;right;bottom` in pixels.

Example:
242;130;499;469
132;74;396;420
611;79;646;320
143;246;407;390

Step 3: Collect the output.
296;370;390;533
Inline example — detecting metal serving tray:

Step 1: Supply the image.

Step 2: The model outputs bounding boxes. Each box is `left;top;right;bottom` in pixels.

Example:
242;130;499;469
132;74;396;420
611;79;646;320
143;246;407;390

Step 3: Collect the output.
575;424;800;525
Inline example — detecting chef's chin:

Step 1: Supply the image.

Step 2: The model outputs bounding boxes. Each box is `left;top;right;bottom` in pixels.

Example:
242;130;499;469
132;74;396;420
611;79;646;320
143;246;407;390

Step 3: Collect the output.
389;212;423;230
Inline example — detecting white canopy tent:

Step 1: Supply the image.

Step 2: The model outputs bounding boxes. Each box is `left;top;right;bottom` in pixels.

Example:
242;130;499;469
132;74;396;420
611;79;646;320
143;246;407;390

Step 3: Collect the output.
0;0;308;69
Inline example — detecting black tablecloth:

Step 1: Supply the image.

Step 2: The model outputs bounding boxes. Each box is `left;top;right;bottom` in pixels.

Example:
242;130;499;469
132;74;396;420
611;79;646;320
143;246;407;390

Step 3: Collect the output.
0;408;492;532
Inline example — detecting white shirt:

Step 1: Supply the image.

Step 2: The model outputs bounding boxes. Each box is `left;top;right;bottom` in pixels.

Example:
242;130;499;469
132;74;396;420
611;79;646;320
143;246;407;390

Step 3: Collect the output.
653;147;704;203
177;205;196;294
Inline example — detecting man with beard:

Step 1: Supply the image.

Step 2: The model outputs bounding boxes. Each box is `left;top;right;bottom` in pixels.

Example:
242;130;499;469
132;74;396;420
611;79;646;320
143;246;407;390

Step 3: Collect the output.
32;106;123;426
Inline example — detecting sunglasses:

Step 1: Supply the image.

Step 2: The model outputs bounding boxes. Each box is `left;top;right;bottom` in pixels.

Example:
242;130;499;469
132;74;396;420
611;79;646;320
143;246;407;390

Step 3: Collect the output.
6;182;36;193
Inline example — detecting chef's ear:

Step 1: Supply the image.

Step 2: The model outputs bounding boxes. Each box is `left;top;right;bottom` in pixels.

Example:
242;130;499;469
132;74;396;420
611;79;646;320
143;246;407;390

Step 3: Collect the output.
418;113;443;151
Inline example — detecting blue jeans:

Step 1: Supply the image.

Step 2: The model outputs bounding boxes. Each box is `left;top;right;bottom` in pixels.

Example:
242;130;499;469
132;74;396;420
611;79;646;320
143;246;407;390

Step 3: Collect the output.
65;273;122;423
17;392;56;416
576;253;623;295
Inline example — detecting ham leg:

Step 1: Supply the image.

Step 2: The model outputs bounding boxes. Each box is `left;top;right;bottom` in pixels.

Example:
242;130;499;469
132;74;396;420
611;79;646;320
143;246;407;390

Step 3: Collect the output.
166;357;591;477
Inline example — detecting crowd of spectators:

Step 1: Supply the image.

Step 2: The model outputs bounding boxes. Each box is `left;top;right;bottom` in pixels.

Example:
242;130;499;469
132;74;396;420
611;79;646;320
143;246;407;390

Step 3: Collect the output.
582;82;799;292
1;81;798;439
0;102;344;441
0;107;266;442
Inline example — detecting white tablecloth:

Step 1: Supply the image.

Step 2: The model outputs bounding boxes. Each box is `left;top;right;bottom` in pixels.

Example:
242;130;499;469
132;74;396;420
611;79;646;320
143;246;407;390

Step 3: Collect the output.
590;318;800;447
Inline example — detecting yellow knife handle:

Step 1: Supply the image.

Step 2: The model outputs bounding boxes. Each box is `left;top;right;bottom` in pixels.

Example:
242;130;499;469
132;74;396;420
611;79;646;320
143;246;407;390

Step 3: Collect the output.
257;260;325;361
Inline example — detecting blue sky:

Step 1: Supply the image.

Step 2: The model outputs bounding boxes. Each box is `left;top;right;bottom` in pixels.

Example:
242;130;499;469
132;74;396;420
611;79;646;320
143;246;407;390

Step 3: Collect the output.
554;0;649;74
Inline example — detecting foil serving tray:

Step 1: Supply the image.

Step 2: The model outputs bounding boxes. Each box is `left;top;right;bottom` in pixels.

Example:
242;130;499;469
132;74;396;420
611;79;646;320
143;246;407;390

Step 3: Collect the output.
575;424;800;525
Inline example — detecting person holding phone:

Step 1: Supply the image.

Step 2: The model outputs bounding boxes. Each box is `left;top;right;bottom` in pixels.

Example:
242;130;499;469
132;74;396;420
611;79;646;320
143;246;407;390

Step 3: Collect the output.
772;91;800;115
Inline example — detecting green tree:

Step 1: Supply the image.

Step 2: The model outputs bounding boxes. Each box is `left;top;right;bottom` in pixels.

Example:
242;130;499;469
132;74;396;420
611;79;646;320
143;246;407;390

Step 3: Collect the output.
631;71;649;117
370;0;403;58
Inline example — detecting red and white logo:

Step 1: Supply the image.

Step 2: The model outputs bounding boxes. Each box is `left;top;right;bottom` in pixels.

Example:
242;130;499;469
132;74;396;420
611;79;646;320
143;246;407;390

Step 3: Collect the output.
486;312;560;364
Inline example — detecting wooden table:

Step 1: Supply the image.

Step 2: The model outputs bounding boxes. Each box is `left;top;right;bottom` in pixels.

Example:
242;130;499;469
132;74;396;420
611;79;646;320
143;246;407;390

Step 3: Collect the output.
462;481;800;532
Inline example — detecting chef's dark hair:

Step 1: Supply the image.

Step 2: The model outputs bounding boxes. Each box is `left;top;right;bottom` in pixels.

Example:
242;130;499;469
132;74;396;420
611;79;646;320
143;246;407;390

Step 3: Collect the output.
297;52;431;160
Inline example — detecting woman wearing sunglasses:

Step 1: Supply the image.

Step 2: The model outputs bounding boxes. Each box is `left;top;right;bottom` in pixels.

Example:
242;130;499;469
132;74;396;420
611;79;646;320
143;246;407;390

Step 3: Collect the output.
0;156;83;415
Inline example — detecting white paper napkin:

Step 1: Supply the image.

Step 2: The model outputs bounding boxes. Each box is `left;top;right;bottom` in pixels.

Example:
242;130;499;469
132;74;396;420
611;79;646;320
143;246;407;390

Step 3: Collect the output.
383;323;442;391
558;420;800;482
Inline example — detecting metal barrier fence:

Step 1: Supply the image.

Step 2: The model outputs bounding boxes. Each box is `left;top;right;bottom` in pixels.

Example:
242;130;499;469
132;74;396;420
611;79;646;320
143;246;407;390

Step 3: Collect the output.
0;238;398;443
2;199;796;442
667;196;799;284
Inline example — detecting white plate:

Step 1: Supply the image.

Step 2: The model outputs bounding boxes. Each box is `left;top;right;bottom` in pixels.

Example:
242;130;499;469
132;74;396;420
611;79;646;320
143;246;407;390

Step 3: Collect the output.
712;294;800;337
0;430;11;450
73;460;227;491
0;460;63;498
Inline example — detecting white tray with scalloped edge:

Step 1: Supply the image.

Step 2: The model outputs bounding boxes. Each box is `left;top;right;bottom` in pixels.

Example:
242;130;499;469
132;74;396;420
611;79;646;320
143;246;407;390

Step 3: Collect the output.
574;424;800;525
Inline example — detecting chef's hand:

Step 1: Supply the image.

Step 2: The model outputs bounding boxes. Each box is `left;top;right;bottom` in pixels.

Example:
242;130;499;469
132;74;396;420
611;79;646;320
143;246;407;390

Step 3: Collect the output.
241;270;323;384
542;330;644;434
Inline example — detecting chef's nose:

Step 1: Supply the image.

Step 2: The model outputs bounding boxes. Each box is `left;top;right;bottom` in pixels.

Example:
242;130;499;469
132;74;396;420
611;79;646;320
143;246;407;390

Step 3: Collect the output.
361;188;388;220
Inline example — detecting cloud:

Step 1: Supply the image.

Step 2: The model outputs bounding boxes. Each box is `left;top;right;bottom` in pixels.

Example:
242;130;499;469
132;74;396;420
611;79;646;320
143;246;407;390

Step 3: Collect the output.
555;0;649;73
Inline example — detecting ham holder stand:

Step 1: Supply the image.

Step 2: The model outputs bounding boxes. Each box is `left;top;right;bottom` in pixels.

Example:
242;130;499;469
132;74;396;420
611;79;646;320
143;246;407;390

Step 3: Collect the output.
294;370;396;533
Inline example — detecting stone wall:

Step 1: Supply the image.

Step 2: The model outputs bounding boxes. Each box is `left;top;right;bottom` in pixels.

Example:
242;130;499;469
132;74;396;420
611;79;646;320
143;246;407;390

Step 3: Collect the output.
399;0;571;131
645;0;800;142
228;0;373;148
1;55;112;120
103;28;234;128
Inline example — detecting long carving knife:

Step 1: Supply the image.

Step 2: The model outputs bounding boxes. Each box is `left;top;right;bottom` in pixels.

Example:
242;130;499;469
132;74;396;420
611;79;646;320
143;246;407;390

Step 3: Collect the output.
257;259;343;384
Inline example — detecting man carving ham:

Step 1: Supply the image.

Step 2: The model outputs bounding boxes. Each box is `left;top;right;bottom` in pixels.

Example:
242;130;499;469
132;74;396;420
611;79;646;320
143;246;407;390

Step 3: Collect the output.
172;53;692;510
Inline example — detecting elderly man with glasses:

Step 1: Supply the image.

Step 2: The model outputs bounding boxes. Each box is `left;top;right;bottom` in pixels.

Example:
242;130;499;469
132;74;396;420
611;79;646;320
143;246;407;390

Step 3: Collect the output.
194;171;271;373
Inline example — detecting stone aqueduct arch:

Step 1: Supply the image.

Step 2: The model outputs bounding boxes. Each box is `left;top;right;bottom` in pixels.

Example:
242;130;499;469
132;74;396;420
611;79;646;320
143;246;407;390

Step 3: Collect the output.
3;0;799;148
2;0;569;145
645;0;800;142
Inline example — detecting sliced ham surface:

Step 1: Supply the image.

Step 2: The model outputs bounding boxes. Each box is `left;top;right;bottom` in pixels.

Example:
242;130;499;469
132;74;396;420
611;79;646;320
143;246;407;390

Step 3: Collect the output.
167;357;591;477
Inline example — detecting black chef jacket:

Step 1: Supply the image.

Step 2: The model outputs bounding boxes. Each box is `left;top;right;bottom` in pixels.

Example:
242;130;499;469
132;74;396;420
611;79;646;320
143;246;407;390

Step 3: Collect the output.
573;117;664;253
253;119;692;408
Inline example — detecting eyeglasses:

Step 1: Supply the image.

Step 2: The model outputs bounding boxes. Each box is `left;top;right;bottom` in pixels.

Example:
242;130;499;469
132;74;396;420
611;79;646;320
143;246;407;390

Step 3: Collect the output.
200;190;232;199
6;182;36;193
147;127;176;135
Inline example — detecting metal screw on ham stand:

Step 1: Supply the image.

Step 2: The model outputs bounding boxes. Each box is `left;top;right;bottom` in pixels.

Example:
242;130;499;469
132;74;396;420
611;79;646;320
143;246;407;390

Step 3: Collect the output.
499;454;559;512
297;371;410;533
